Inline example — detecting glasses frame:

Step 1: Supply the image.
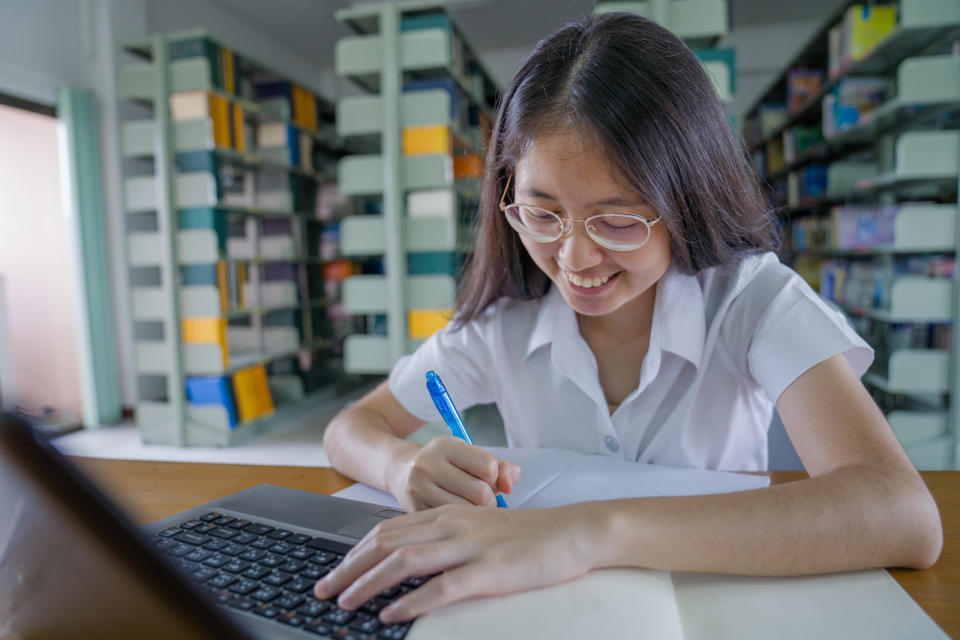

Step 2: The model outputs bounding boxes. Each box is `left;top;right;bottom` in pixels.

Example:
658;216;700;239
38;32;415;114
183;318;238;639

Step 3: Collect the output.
498;175;662;252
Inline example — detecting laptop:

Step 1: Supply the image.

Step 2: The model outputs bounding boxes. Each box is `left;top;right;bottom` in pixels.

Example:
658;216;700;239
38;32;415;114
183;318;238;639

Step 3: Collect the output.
0;412;416;639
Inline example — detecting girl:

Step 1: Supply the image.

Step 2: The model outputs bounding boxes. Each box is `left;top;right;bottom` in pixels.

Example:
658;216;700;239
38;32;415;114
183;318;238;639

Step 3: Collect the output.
315;12;942;624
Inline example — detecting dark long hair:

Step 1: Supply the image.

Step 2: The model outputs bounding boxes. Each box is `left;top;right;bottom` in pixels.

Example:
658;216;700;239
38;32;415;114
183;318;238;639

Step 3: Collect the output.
455;12;778;325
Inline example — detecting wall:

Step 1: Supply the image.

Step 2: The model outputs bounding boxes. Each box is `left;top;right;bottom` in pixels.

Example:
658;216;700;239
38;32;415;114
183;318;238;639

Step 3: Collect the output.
0;104;83;416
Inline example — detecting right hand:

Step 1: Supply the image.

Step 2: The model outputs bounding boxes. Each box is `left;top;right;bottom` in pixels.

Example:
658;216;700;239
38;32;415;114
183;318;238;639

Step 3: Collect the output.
388;436;521;512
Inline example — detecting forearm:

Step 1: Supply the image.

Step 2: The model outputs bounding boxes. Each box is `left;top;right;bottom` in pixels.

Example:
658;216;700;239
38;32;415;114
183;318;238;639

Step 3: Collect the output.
323;407;421;494
583;463;942;575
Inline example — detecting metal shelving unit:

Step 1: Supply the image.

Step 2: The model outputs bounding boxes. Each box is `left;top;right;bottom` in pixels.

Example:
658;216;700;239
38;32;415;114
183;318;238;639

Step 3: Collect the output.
117;31;348;445
743;0;960;469
332;1;498;374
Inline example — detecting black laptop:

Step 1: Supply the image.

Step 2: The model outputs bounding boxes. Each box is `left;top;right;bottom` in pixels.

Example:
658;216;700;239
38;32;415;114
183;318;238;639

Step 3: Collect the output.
0;412;418;639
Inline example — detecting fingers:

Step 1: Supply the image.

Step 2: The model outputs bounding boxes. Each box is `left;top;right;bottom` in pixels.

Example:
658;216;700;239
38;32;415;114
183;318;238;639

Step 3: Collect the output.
496;460;522;494
380;564;492;623
439;437;500;487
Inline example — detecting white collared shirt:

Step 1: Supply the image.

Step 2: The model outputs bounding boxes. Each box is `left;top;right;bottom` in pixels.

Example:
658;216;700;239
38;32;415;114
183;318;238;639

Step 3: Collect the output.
389;252;873;470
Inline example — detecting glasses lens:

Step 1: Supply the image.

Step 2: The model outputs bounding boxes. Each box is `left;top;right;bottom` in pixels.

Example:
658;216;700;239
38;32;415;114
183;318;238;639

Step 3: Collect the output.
586;214;651;250
504;205;562;242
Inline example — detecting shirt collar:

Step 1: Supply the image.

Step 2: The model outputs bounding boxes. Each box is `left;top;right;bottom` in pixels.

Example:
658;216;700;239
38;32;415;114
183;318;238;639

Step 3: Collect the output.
524;266;706;369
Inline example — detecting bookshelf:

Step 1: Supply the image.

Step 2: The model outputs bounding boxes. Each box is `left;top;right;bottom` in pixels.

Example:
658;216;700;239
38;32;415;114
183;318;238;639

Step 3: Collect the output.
742;0;960;469
117;30;352;446
332;1;498;374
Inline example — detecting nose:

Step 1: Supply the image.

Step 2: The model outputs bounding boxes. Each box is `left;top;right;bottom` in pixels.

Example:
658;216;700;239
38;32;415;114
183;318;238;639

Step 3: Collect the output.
557;223;603;271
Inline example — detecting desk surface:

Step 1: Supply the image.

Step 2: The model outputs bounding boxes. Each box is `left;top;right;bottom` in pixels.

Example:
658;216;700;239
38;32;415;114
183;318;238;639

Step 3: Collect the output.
70;458;960;638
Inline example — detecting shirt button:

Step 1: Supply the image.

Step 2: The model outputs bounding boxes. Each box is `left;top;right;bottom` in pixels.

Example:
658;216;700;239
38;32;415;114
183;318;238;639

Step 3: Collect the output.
604;435;620;452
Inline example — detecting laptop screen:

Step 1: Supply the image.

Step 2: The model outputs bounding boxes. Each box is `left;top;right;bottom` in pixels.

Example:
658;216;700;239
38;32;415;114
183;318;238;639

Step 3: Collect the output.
0;413;252;639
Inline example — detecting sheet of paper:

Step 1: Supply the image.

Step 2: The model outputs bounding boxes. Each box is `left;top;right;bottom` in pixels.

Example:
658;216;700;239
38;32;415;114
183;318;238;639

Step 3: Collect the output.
672;569;948;639
521;453;769;509
409;568;684;640
333;447;769;510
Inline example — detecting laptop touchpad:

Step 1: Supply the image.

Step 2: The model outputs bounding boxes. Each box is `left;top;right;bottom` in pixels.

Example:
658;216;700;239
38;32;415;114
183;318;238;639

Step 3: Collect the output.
337;509;405;538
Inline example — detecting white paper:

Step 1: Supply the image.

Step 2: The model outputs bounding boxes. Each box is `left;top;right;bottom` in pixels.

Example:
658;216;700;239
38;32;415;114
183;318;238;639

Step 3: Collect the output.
672;569;949;640
333;446;769;510
410;569;684;640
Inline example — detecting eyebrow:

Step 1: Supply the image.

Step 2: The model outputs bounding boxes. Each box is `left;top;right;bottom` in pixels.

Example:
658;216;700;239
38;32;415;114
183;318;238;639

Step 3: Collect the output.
518;187;643;209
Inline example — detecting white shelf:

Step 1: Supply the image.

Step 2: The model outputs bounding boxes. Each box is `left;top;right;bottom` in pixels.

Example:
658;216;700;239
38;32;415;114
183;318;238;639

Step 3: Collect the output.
594;0;728;41
342;274;456;314
340;215;466;254
863;349;950;395
338;89;451;136
343;334;424;374
841;277;953;323
337;154;459;196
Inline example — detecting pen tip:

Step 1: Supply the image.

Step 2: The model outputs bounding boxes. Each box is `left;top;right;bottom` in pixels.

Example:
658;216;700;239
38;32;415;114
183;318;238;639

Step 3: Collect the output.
426;370;437;380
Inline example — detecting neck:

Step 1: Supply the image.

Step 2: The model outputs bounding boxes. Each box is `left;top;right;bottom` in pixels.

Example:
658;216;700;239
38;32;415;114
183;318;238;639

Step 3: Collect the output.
578;282;657;343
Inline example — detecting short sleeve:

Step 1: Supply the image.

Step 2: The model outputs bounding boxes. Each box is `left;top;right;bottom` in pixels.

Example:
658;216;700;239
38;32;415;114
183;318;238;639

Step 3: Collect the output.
745;268;874;403
388;316;497;422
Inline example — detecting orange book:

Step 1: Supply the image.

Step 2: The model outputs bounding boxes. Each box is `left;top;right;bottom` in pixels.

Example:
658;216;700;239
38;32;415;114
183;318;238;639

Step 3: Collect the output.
453;153;483;179
221;47;236;95
232;102;245;152
216;260;229;313
403;125;452;155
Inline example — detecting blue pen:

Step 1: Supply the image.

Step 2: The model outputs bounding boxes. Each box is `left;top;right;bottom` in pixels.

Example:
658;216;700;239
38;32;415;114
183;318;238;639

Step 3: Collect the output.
426;370;508;508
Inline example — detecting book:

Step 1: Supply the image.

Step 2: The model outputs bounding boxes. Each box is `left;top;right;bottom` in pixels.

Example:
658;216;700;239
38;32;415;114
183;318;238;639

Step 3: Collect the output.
334;447;947;639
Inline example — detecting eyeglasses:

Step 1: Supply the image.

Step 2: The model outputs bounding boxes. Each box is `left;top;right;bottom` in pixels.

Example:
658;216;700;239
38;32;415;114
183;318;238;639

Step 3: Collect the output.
498;175;662;251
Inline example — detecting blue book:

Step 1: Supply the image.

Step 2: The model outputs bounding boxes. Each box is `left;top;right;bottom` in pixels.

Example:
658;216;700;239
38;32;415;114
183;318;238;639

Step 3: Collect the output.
186;376;239;427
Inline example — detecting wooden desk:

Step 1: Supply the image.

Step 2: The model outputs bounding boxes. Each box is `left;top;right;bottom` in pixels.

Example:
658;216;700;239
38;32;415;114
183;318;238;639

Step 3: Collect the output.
71;459;959;638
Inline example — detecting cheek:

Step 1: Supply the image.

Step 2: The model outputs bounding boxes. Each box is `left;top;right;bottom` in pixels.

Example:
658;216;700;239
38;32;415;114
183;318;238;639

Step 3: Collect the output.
519;237;557;270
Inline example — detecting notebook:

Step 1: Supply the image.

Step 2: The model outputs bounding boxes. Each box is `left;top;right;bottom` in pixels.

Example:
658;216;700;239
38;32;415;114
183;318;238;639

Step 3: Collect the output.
336;447;949;640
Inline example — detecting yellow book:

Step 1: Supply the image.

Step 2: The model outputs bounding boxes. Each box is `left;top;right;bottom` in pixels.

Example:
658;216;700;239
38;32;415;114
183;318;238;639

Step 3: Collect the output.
181;317;228;369
236;262;247;309
232;102;245;152
232;365;275;422
216;260;229;313
403;125;452;156
221;47;236;95
408;309;452;339
846;5;897;62
209;93;232;149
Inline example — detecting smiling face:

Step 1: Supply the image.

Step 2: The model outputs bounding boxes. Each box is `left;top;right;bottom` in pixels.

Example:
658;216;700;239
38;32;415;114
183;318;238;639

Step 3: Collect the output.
512;130;673;322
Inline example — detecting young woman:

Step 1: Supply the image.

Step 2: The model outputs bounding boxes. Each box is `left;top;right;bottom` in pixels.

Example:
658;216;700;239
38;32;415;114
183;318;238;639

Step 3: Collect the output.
315;12;942;624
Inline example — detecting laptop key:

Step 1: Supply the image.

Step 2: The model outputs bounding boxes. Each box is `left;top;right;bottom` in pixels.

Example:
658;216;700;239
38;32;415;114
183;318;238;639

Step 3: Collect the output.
165;543;194;557
227;597;255;611
202;554;230;568
158;527;181;538
350;614;381;634
360;598;389;615
274;594;304;610
199;512;222;522
267;528;293;540
300;565;328;580
239;549;266;562
289;547;316;560
297;600;332;617
203;538;229;551
242;564;271;580
207;573;237;589
276;612;305;627
179;519;203;530
252;604;279;619
259;553;284;568
228;578;259;595
322;607;354;625
379;623;412;639
221;560;251;574
303;620;333;636
190;566;219;582
228;518;252;529
184;548;213;563
232;532;258;545
213;515;236;525
285;577;315;594
279;560;306;573
263;571;292;587
269;541;295;554
154;538;177;551
193;523;219;535
210;527;240;540
243;522;275;536
251;586;283;602
174;531;211;546
288;533;312;545
220;543;248;557
250;537;272;549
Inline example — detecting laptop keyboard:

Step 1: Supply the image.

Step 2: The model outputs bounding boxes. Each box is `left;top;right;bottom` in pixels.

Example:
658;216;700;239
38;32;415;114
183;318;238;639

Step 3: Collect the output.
152;511;417;639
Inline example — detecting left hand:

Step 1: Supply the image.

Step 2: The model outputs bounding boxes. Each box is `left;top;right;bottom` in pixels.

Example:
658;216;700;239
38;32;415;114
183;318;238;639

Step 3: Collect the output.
313;503;597;623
